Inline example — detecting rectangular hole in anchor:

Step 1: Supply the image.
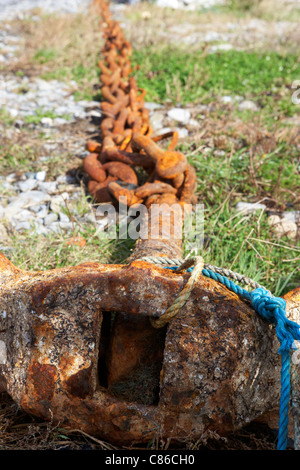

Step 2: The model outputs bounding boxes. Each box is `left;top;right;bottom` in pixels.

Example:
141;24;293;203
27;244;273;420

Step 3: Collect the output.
97;312;167;406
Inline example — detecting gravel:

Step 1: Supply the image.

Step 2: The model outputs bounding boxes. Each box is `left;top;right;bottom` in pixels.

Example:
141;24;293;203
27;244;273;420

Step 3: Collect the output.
0;0;91;21
2;76;101;123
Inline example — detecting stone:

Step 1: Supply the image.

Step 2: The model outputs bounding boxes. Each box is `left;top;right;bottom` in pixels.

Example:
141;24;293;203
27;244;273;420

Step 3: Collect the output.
50;194;69;213
13;221;32;231
33;225;50;236
145;102;163;111
85;212;97;225
221;95;233;104
38;181;57;194
214;150;226;157
53;117;69;126
17;178;38;192
0;222;9;241
10;209;33;222
35;206;48;218
167;108;191;124
31;204;48;214
238;100;260;112
8;108;18;118
282;211;300;224
268;215;297;238
56;174;76;185
236;202;267;214
58;222;73;231
3;191;51;219
40;117;53;127
6;173;17;183
88;110;102;118
160;127;189;139
35;171;47;182
59;212;70;223
44;213;58;225
188;119;199;127
150;112;165;131
208;44;233;53
156;0;182;8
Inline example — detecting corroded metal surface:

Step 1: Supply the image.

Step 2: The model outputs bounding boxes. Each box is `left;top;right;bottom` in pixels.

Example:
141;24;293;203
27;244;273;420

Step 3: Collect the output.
0;251;299;445
84;0;195;219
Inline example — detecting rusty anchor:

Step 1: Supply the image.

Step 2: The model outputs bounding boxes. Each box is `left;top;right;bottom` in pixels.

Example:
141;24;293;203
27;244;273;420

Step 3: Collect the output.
0;0;299;449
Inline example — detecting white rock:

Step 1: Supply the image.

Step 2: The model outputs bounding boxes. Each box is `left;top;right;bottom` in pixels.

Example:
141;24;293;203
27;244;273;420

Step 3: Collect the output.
204;31;221;42
85;212;97;225
14;221;32;231
238;100;260;112
88;110;102;118
268;215;281;226
47;222;61;233
35;206;48;218
236;202;267;214
268;216;297;238
11;209;33;222
156;0;182;8
282;211;300;224
177;128;189;138
0;222;8;241
59;212;70;223
208;44;233;53
35;170;47;182
8;108;18;118
53;117;69;126
44;213;58;225
167;108;191;124
150;112;165;131
220;95;233;104
40;117;53;127
58;222;73;231
31;204;48;214
145;102;163;111
214;149;226;157
56;174;76;185
38;181;57;194
17;178;38;192
50;194;69;213
6;173;17;183
3;191;51;219
160;127;189;139
33;225;49;236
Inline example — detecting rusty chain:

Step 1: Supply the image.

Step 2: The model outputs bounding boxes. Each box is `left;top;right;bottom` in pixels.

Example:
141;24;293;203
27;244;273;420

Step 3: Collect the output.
84;0;197;213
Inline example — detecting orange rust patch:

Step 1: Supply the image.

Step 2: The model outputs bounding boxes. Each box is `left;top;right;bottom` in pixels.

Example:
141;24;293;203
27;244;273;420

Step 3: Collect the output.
65;365;93;399
27;360;57;403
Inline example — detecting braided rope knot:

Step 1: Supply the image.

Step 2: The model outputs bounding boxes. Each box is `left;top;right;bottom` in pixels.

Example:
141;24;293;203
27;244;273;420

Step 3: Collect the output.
250;288;300;354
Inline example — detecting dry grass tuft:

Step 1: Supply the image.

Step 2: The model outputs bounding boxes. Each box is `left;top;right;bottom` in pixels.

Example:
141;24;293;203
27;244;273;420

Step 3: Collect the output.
6;7;103;93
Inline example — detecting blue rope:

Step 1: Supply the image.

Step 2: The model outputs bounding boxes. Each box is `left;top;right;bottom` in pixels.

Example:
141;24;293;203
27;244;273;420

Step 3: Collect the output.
165;265;300;450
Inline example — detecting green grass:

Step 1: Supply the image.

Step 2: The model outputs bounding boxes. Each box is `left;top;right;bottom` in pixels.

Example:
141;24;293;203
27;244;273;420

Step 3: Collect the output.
133;48;300;108
33;48;58;64
0;108;15;126
23;107;72;124
193;202;299;297
181;142;300;295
